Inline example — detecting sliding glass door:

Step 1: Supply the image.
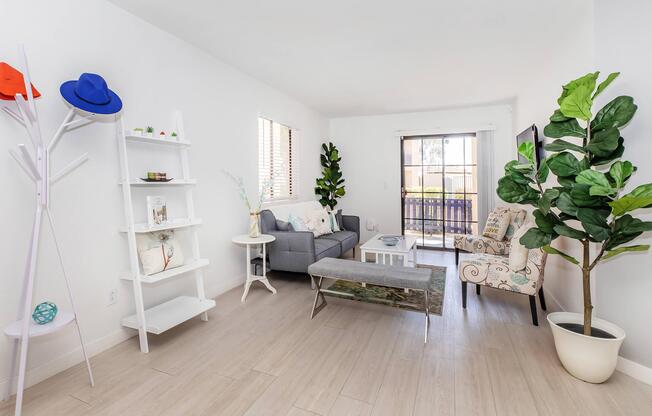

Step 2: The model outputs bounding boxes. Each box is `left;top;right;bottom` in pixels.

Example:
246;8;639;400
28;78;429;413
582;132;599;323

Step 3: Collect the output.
401;134;479;248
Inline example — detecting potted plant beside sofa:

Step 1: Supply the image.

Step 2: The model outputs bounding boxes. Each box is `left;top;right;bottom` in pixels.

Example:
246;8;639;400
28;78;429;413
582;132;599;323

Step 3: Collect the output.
496;71;652;383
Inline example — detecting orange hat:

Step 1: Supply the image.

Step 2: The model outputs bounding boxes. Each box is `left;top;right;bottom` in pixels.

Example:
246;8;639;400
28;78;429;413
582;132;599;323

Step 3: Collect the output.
0;62;41;101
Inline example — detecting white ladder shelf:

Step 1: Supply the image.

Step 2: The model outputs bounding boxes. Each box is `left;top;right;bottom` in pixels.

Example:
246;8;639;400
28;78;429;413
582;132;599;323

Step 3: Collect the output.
117;112;214;353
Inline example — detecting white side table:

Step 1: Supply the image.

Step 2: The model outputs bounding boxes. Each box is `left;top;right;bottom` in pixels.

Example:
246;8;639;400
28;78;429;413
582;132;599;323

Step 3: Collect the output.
232;234;277;302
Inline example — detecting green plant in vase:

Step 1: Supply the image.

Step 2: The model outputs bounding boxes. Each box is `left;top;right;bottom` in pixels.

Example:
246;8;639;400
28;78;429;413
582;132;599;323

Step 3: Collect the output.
315;142;346;209
496;71;652;382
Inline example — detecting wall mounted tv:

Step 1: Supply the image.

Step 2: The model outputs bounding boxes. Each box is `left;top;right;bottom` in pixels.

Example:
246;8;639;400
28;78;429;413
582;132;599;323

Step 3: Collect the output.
517;124;544;167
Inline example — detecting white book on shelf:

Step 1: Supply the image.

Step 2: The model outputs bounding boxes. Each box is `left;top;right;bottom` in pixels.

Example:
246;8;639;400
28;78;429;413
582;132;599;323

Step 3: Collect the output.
146;196;168;227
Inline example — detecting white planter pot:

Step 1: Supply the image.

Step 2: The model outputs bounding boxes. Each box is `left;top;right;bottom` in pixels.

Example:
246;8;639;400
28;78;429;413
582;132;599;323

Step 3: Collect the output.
547;312;625;383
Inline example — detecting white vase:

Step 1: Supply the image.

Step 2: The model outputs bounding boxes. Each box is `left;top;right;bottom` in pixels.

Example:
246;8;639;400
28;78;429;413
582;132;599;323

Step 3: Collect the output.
547;312;625;383
249;212;260;238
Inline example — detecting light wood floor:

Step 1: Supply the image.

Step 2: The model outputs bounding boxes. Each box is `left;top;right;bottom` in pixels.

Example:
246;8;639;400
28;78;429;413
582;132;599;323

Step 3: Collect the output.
3;250;652;416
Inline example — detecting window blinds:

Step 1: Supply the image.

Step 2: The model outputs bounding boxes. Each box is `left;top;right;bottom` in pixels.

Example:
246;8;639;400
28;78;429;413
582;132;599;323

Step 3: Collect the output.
258;117;296;202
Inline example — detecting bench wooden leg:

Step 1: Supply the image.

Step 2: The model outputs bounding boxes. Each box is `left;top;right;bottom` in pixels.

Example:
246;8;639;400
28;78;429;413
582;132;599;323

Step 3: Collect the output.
529;295;538;326
310;276;327;319
538;287;547;311
424;290;430;344
476;284;481;295
455;248;460;265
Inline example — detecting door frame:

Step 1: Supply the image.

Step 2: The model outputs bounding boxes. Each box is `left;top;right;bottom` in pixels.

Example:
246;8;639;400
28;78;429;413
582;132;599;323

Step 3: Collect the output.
400;133;477;251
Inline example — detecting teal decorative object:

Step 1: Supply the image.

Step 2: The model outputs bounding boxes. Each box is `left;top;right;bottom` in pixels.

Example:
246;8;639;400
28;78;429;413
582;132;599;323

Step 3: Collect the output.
32;302;58;325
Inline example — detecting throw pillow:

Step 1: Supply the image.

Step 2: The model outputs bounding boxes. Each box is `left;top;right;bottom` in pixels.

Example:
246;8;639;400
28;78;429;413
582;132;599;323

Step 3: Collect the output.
335;210;344;230
483;210;511;241
288;213;309;232
276;219;294;232
136;231;185;275
304;208;333;237
328;209;341;232
501;208;527;240
509;220;533;271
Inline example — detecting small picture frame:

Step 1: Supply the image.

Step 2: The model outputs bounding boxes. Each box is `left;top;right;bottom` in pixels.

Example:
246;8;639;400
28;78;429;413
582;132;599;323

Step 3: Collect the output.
147;196;168;227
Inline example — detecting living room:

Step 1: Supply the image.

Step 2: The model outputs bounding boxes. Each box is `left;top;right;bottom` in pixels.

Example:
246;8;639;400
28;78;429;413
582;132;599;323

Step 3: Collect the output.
1;0;651;415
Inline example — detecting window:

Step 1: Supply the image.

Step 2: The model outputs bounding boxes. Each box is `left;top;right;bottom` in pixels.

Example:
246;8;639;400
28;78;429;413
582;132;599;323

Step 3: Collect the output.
258;117;296;202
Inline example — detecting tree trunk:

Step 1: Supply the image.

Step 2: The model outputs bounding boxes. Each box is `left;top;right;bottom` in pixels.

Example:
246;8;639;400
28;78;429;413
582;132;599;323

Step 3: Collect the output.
582;241;592;336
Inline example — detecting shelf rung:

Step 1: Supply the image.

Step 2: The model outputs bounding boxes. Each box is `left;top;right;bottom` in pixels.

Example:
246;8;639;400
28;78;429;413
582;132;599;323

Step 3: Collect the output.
121;296;215;334
124;132;191;147
119;218;202;233
121;259;209;284
119;179;197;187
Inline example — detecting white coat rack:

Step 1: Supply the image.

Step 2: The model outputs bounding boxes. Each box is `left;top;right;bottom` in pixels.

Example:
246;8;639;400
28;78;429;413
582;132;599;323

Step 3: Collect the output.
2;45;95;416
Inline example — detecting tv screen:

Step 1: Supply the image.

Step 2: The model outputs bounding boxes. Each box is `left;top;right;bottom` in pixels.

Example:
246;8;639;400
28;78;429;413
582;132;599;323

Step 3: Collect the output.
516;125;542;167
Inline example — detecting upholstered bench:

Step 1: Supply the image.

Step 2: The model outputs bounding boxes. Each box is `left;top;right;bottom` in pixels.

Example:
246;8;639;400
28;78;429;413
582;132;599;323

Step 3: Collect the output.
307;257;433;342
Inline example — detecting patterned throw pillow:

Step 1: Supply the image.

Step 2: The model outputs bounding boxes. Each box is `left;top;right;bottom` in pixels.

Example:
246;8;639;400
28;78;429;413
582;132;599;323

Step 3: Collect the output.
304;209;333;237
328;209;341;232
504;209;527;240
136;231;185;275
482;210;511;241
509;220;533;271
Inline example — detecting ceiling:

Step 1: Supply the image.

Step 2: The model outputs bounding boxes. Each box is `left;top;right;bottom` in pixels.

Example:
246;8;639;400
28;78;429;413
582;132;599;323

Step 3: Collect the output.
109;0;590;117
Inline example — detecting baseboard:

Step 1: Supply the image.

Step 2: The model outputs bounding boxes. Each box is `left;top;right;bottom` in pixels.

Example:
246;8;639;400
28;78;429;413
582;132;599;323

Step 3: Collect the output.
544;288;652;386
617;356;652;386
0;274;245;397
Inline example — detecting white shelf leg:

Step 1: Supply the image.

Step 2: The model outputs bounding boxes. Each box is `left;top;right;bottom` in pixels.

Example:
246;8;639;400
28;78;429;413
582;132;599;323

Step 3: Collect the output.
260;242;276;294
45;209;94;387
14;206;43;416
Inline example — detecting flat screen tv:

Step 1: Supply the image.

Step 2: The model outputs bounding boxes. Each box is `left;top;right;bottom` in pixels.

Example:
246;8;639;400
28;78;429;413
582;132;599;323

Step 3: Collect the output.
516;124;543;167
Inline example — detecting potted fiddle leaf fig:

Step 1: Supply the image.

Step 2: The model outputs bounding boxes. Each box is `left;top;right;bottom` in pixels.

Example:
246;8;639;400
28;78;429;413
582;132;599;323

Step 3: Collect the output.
496;71;652;383
315;142;346;209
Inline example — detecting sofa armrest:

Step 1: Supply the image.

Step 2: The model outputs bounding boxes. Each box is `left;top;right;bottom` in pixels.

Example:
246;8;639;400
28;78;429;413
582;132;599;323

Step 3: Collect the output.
342;215;360;240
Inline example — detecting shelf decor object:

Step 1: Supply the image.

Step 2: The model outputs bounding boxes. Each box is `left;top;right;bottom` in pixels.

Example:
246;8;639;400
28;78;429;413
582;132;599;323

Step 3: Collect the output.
118;111;214;353
1;45;112;416
31;302;58;325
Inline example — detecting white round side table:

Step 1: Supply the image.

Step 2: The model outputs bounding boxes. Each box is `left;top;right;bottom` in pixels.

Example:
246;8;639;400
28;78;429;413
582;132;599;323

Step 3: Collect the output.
232;234;277;302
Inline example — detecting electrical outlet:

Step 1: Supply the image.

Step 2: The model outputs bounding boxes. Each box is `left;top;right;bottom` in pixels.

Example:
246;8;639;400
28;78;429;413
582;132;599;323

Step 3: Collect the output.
108;288;117;306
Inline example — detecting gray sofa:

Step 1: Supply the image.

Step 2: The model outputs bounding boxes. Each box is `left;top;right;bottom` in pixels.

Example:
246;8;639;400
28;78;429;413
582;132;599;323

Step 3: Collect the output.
260;209;360;273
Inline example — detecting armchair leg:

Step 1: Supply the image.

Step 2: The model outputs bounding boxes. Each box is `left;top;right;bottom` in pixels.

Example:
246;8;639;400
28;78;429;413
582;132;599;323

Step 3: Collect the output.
462;281;468;309
455;248;460;265
538;287;547;311
476;284;481;295
529;295;538;326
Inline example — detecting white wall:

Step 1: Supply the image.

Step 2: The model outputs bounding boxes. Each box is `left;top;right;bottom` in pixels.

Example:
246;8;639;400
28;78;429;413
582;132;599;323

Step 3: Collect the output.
0;0;327;390
329;105;513;242
593;0;652;370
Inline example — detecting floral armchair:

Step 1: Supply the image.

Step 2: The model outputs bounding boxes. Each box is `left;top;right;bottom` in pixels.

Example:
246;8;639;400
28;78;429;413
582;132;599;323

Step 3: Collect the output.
458;247;548;325
453;206;527;264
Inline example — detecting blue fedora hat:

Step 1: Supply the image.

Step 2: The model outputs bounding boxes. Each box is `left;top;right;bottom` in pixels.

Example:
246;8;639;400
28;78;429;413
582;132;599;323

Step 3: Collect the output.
60;73;122;114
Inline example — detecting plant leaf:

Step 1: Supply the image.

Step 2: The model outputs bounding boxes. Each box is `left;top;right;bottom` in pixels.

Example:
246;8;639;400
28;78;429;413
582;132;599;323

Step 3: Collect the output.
538;189;560;215
609;161;634;189
536;159;550;183
560;83;593;121
577;207;611;241
553;224;588;240
543;119;587;139
496;176;539;204
609;184;652;216
569;184;611;207
591;96;637;132
603;245;650;260
591;137;624;166
586;127;620;157
520;228;553;249
575;169;614;196
549;109;571;122
592;72;619;99
533;209;560;234
543;245;580;265
556;192;579;217
518;141;535;164
547;152;582;177
557;72;599;106
544;139;586;153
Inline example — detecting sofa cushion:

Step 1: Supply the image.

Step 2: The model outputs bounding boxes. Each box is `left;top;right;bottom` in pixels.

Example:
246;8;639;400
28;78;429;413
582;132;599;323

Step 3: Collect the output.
319;231;357;253
275;219;294;231
314;238;342;260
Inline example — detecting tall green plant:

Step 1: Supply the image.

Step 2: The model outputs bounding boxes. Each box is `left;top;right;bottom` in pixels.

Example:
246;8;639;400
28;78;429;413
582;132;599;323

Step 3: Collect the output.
496;72;652;335
315;142;346;209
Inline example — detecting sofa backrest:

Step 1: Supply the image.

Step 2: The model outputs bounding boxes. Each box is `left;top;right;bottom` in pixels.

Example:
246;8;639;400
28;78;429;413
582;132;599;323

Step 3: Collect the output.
265;200;322;222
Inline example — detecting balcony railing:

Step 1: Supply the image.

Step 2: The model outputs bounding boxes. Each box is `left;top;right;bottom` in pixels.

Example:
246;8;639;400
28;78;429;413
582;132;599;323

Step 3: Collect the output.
404;196;473;234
